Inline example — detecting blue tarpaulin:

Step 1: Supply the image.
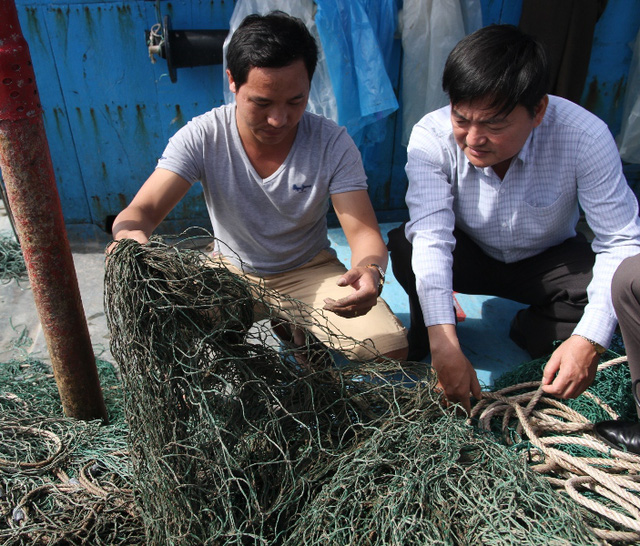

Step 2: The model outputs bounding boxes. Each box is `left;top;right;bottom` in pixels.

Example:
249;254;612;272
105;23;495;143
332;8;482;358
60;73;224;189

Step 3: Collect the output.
314;0;399;146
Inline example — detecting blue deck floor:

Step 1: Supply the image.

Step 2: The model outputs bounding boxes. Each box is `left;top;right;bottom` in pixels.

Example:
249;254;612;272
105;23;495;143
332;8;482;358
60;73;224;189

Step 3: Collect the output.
328;222;532;388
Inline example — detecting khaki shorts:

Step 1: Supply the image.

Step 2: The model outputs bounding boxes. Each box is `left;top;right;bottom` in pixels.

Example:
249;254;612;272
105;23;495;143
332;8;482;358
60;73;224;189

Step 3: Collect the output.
217;250;407;360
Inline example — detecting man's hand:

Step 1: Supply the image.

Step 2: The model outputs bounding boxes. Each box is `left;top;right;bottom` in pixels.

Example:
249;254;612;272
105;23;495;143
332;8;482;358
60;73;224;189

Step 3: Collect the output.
105;230;149;256
323;265;380;318
541;335;600;398
429;324;482;414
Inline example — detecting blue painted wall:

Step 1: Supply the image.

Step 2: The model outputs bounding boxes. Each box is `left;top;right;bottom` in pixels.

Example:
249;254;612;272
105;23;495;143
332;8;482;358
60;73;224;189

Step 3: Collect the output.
14;0;232;237
9;0;640;237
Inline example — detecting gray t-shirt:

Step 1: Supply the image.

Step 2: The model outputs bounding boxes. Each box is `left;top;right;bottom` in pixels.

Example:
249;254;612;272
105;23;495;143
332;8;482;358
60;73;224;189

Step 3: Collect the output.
157;104;368;275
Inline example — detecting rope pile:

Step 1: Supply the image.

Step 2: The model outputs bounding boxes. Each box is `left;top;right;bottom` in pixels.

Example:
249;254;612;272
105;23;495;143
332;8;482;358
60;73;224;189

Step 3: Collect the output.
103;234;601;545
473;356;640;543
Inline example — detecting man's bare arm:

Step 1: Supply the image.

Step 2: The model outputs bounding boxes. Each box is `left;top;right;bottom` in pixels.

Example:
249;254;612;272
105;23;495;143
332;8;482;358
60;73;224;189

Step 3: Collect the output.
111;169;192;245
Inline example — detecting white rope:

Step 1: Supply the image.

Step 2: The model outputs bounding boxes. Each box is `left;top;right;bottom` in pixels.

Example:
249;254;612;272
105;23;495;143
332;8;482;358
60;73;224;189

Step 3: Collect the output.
469;357;640;542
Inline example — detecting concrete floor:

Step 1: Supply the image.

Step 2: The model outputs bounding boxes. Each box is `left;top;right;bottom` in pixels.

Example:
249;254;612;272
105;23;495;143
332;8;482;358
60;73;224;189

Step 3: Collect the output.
0;198;532;389
0;200;114;365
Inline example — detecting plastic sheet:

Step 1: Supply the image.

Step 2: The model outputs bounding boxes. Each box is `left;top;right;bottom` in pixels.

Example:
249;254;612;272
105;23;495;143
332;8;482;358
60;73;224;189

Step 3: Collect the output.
222;0;338;122
617;28;640;164
224;0;399;148
400;0;482;145
314;0;399;146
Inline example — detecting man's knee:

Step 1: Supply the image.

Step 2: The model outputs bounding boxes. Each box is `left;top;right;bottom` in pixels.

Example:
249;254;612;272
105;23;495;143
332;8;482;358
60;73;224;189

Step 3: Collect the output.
387;222;415;290
387;222;410;255
383;346;409;361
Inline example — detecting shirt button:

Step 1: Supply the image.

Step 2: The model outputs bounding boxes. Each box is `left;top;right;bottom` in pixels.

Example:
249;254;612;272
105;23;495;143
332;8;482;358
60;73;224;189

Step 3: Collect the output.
502;222;508;228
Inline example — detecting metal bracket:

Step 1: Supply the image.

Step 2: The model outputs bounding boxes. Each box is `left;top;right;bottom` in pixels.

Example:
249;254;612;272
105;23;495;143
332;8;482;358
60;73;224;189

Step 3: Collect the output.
146;15;228;83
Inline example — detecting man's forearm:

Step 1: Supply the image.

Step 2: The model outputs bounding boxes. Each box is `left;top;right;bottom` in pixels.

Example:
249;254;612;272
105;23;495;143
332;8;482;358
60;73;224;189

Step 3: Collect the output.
428;323;460;354
111;207;156;243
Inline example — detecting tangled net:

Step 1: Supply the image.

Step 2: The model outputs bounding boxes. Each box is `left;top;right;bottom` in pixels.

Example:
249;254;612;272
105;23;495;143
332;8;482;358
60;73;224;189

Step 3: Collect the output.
103;234;600;545
0;355;143;544
0;231;26;285
3;230;638;544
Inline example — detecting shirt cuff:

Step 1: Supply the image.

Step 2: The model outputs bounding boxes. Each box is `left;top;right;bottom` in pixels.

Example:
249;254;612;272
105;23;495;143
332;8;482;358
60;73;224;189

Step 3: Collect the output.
421;291;457;327
573;308;618;349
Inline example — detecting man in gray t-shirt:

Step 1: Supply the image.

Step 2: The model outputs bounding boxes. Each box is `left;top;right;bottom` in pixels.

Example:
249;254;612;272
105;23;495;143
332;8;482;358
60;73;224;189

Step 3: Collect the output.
110;11;407;361
157;103;367;276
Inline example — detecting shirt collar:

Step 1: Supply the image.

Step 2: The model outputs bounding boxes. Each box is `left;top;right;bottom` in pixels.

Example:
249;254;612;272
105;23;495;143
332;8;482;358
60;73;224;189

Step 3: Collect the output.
517;129;535;163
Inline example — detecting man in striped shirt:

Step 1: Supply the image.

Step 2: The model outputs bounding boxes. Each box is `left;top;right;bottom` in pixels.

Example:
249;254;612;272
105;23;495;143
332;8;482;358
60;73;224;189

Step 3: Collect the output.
388;24;640;413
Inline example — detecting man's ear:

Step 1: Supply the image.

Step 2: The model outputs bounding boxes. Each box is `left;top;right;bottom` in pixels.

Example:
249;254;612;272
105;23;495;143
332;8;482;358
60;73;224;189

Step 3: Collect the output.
226;69;237;94
532;95;549;128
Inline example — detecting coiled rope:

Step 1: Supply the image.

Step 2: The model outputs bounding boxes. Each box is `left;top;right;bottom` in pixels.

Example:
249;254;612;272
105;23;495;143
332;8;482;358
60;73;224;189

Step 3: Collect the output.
471;356;640;543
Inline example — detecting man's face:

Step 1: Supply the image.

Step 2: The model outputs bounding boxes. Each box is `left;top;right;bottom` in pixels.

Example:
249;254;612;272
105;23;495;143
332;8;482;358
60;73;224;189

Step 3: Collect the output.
227;60;310;149
451;95;548;177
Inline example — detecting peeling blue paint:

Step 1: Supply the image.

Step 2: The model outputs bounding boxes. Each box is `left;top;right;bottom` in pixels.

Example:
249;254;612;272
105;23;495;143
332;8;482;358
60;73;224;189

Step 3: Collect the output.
11;0;639;233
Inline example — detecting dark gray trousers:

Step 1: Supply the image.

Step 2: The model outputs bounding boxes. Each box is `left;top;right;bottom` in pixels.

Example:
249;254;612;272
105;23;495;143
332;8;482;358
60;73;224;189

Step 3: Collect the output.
387;223;595;359
611;253;640;414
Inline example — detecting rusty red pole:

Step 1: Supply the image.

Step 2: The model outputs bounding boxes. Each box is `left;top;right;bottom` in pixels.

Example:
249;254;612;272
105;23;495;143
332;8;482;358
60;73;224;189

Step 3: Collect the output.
0;2;108;423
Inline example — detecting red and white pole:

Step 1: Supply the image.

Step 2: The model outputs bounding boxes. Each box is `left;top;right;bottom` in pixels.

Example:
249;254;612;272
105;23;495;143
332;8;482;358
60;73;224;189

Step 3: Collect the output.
0;1;108;422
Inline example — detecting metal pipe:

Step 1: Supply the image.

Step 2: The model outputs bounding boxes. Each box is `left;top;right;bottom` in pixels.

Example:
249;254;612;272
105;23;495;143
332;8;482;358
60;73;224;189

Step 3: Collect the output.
0;1;108;423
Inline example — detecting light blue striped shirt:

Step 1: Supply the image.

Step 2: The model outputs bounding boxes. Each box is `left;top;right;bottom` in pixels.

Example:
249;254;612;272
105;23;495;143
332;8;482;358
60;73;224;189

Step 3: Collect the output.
405;95;640;348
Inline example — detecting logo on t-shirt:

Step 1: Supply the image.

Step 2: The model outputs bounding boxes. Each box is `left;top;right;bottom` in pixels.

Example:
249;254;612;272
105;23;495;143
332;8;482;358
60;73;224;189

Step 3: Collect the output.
292;184;312;193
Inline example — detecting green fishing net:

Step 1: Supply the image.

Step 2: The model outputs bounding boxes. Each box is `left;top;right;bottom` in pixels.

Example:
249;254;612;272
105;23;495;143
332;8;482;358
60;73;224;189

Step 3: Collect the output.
0;231;26;285
2;231;638;544
0;354;141;545
103;235;599;545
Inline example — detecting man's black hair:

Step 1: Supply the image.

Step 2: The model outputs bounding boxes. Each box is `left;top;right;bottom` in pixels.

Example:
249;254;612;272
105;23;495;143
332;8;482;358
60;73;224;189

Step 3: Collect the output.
226;11;318;89
442;24;550;117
